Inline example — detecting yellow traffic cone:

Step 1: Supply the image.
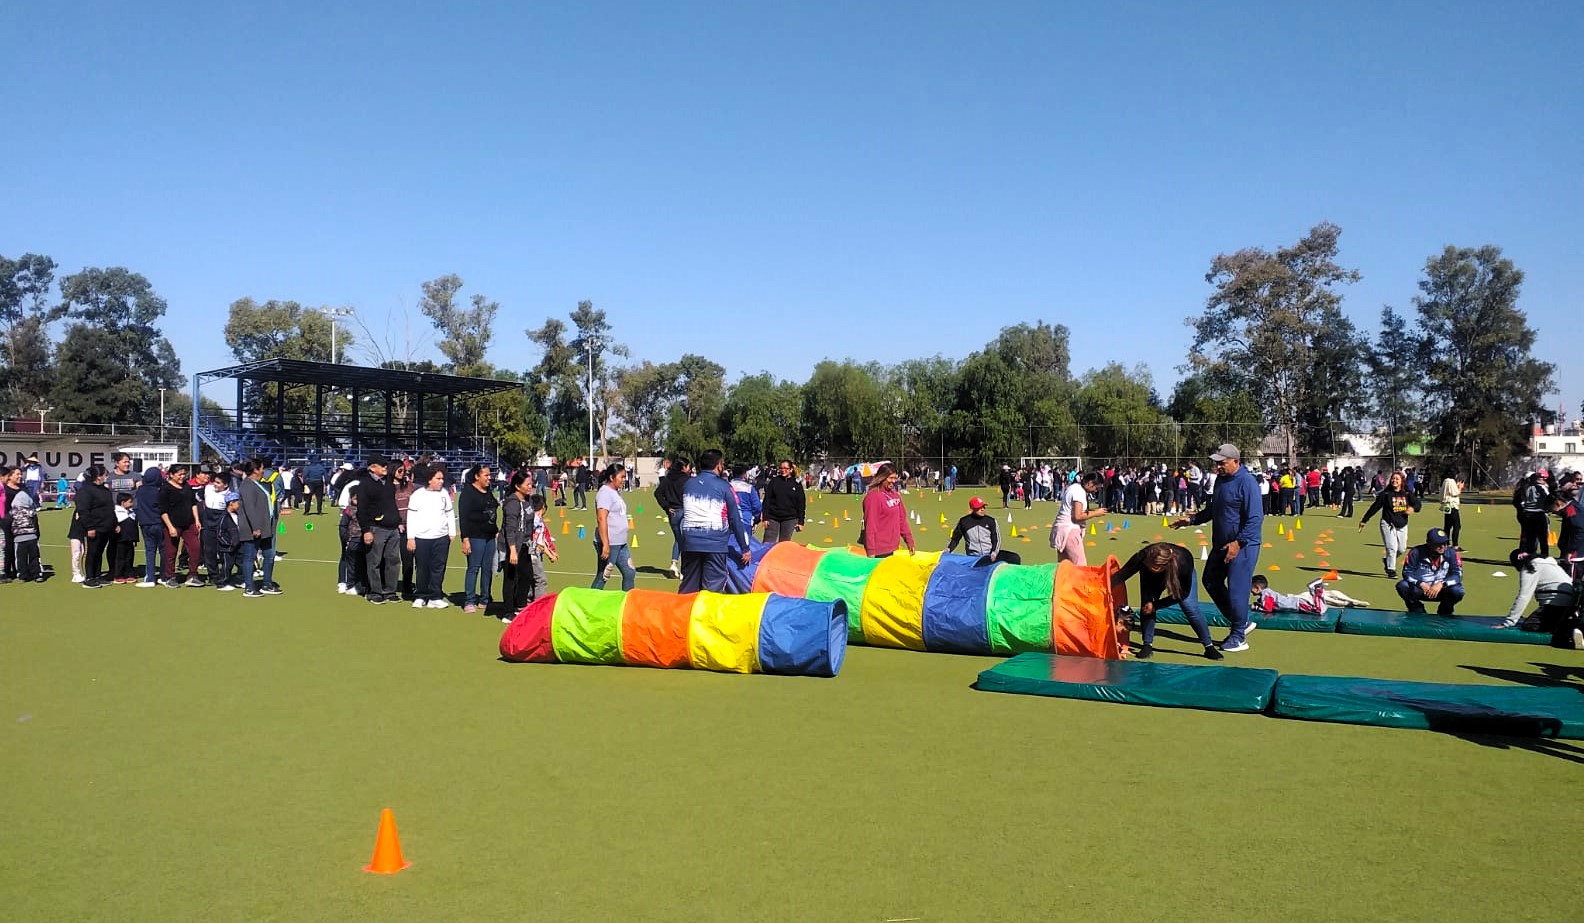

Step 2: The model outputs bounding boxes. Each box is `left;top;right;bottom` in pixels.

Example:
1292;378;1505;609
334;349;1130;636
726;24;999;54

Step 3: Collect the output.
1010;525;1018;538
1277;522;1284;535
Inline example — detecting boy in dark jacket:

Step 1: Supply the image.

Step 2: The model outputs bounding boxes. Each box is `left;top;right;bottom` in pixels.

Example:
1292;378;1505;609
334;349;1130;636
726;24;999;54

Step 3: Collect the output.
113;492;139;583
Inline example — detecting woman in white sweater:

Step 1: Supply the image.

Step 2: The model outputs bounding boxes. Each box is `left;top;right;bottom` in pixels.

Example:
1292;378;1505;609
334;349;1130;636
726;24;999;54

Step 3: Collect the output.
405;466;458;608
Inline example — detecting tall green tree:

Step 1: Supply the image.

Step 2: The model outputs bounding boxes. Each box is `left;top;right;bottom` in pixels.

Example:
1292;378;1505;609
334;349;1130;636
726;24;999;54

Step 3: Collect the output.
52;268;181;425
613;361;684;454
1189;222;1361;465
1167;370;1265;460
1413;245;1555;479
1365;306;1425;462
224;298;353;420
418;274;497;374
1294;305;1369;455
0;253;59;417
664;354;727;461
526;317;585;462
721;373;803;463
1075;362;1172;462
800;360;889;461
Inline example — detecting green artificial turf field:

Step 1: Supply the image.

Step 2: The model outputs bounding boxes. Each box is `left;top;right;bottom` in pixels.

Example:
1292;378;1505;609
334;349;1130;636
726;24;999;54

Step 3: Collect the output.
3;489;1581;922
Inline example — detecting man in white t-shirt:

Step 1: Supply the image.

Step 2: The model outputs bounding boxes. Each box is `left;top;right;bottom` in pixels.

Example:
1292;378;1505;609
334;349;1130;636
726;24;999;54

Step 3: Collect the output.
1050;472;1107;566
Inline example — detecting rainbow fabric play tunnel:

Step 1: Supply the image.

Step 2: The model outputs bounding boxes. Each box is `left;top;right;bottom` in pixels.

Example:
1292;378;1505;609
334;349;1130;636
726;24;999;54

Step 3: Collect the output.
751;544;1122;659
500;587;848;677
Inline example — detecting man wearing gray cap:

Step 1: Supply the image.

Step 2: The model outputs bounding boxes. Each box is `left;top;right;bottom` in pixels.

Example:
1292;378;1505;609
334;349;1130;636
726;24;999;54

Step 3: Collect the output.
1172;443;1264;652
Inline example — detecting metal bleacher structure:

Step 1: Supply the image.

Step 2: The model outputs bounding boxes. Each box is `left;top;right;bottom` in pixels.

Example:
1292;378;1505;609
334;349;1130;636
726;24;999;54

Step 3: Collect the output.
190;358;523;469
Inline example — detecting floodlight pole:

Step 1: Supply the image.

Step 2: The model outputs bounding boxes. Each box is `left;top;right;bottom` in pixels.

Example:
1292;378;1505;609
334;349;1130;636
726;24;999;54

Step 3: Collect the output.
159;388;167;443
585;335;603;468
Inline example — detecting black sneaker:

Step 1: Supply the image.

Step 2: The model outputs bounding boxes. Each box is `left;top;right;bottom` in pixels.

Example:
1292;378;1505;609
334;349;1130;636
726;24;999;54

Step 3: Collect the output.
260;583;283;596
1203;645;1224;661
369;595;387;605
1385;568;1397;579
163;577;183;588
82;579;104;589
242;588;263;598
1135;644;1154;660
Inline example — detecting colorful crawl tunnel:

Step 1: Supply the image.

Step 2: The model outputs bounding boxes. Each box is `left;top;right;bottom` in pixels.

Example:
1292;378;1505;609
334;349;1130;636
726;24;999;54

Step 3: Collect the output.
499;587;848;677
750;544;1124;659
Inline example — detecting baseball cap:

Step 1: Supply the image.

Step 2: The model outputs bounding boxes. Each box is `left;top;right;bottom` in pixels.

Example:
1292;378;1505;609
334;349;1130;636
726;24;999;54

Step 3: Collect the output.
340;462;354;470
1426;528;1450;546
968;496;986;510
223;491;241;503
1536;468;1551;478
1209;443;1241;462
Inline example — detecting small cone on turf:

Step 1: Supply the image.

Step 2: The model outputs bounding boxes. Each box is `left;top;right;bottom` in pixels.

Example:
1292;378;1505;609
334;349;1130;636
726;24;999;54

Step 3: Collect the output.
1323;568;1340;580
1296;518;1302;530
561;520;569;535
940;513;947;525
1550;531;1559;547
1295;552;1305;559
1010;525;1019;538
823;536;833;543
363;808;411;874
844;510;851;521
1123;520;1130;530
1161;516;1168;528
1286;530;1295;542
559;507;565;519
631;532;638;548
1277;522;1284;535
1088;522;1096;535
1199;545;1209;561
577;525;586;539
1268;564;1281;571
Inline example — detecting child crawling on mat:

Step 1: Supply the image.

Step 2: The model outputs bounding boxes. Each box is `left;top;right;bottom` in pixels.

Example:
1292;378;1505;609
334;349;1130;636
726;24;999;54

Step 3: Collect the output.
1250;576;1372;614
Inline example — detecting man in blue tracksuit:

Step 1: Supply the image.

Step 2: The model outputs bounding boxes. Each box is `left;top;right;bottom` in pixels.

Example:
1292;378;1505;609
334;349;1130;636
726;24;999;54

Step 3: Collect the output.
1396;528;1464;615
678;449;751;593
1173;443;1263;652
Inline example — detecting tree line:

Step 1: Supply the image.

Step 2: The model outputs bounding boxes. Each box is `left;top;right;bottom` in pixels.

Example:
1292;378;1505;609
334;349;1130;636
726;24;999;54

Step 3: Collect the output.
1;223;1554;483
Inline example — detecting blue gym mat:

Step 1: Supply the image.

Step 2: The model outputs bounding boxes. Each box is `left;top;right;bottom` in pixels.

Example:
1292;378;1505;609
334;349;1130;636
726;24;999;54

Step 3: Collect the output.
1273;674;1584;738
1153;600;1339;633
977;652;1279;713
1334;608;1548;645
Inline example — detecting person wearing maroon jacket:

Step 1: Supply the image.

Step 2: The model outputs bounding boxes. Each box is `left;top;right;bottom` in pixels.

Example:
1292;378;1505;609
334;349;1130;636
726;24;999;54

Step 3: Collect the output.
860;463;915;558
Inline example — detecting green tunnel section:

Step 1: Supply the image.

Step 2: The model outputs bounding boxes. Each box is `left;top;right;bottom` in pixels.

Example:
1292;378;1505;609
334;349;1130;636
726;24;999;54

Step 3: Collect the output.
803;551;883;643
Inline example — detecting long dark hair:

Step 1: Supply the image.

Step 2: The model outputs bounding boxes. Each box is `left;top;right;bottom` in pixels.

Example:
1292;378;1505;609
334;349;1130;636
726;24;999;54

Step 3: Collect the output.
1144;543;1184;603
599;463;625;485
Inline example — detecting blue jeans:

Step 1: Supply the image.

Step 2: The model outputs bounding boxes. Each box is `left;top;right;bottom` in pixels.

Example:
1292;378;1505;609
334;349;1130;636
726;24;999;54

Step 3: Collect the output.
592;543;635;591
1201;541;1259;645
1396;580;1464;615
464;537;496;606
141;524;167;582
238;539;277;591
1140;569;1215;648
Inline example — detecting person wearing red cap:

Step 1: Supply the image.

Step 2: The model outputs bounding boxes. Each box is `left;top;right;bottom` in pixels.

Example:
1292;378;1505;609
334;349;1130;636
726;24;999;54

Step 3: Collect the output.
947;496;1020;564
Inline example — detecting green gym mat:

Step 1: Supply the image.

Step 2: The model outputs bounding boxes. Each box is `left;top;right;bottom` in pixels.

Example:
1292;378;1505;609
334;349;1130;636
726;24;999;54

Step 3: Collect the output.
1272;674;1584;738
976;652;1279;713
1335;609;1548;645
1154;601;1339;633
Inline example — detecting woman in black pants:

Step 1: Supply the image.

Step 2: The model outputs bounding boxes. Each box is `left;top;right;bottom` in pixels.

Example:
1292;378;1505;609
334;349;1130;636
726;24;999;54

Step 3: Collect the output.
1516;471;1551;557
499;471;537;616
74;465;116;588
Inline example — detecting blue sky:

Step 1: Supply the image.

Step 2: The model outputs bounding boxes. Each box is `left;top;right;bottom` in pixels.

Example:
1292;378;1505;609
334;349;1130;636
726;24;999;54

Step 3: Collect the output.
5;2;1581;415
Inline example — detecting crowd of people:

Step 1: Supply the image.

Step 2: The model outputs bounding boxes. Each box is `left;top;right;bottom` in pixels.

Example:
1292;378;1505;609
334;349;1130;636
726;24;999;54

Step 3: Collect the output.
2;445;1580;649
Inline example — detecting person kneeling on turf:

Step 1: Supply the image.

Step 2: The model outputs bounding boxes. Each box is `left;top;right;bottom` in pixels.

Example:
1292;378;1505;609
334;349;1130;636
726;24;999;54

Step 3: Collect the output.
1497;550;1584;650
1251;575;1327;614
1395;528;1464;615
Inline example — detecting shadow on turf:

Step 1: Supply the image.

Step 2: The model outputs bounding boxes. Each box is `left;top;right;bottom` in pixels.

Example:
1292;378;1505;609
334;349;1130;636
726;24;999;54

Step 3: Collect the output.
1458;662;1584;691
1452;734;1584;765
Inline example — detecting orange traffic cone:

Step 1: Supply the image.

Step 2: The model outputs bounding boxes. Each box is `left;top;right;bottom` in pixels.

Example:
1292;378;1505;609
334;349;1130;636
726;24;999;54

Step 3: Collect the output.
558;507;565;519
363;808;411;874
1286;530;1295;542
561;520;569;535
843;510;851;521
1323;568;1340;580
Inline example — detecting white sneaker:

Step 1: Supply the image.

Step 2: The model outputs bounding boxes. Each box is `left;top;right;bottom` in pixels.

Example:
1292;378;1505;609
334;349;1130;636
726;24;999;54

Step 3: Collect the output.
499;615;512;624
336;582;348;594
1245;621;1258;634
1220;639;1251;653
412;599;426;609
427;599;449;609
71;574;85;583
1573;627;1584;651
136;580;156;588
